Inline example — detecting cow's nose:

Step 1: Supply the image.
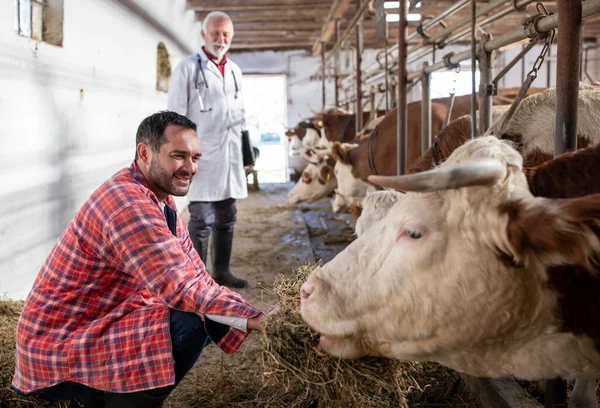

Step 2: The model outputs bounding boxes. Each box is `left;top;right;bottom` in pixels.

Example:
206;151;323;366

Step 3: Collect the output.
300;280;314;300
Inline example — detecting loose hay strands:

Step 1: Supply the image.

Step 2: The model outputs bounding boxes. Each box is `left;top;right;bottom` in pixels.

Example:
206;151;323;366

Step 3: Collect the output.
260;263;480;408
0;300;68;408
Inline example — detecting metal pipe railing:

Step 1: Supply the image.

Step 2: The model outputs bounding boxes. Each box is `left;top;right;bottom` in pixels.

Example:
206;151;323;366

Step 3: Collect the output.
427;0;535;45
360;2;525;89
400;0;600;81
341;0;470;88
398;0;408;175
341;0;538;92
554;0;582;156
341;0;598;106
421;61;431;154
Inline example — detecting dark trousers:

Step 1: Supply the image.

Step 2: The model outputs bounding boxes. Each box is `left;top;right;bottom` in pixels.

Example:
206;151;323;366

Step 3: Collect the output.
188;198;237;239
26;310;227;406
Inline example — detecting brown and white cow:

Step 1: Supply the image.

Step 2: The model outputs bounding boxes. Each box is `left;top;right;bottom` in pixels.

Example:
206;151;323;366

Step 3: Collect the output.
289;116;385;206
320;108;386;143
287;155;337;204
338;90;546;184
300;136;600;388
410;83;600;174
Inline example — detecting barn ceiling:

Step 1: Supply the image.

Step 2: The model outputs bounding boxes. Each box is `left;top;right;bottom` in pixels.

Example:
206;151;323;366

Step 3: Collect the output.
188;0;600;53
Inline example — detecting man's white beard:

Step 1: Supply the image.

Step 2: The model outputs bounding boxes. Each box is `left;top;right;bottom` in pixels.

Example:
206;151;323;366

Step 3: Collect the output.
207;41;229;57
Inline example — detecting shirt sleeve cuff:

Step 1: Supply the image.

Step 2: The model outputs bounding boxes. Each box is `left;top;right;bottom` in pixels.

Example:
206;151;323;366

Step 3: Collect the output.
205;314;248;332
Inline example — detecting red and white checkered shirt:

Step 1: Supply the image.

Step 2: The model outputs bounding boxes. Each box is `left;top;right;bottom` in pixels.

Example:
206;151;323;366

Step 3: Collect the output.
12;162;261;394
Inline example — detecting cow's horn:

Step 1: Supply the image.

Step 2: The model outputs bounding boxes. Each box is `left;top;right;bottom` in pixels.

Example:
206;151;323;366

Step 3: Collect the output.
368;159;506;192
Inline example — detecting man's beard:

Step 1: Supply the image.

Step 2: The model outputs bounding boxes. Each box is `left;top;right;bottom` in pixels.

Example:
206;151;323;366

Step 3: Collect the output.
148;157;193;197
207;41;229;57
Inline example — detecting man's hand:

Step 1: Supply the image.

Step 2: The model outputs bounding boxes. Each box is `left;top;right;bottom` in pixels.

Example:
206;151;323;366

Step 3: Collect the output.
247;313;265;332
247;304;281;333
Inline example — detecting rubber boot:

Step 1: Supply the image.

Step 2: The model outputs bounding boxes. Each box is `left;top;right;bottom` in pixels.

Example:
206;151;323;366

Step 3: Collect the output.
190;235;209;266
103;391;168;408
211;229;248;288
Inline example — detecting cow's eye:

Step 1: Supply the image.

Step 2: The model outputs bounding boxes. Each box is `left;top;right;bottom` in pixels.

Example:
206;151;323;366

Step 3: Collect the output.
405;228;422;240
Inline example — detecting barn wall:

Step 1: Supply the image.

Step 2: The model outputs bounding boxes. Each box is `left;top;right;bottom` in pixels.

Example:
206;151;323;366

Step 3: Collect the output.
0;0;201;299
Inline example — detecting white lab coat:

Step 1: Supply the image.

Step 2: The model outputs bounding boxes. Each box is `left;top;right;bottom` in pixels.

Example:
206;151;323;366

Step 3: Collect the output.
168;49;248;202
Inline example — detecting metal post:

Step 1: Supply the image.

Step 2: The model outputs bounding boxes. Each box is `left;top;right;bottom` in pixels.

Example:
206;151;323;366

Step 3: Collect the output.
390;79;397;109
545;378;567;408
321;42;327;110
579;26;584;80
397;0;408;175
521;44;526;83
355;1;364;134
384;41;390;112
369;87;376;120
479;33;495;135
546;44;552;88
546;1;582;404
335;20;341;107
554;0;581;156
421;61;431;154
470;0;477;139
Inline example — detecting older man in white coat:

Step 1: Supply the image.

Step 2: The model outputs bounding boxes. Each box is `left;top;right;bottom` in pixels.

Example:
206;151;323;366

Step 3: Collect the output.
168;11;248;288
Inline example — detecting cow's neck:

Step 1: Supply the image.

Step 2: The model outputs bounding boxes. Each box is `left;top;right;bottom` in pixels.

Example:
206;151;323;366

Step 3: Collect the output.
433;332;600;380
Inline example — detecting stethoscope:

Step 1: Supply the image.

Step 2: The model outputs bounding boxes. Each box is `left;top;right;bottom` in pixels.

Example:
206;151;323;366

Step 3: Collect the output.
195;53;240;113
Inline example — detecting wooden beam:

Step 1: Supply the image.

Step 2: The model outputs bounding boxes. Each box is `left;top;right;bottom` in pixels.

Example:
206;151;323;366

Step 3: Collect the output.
233;21;325;31
233;30;317;38
230;40;314;50
196;7;331;23
188;0;326;9
190;0;330;11
312;0;353;55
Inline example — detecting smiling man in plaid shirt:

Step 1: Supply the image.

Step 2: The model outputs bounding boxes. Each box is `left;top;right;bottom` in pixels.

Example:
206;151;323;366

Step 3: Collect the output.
12;111;266;407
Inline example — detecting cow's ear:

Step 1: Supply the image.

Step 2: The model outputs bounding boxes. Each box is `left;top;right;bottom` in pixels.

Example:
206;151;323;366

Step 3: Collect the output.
318;165;334;185
325;155;336;168
331;142;350;164
502;195;600;269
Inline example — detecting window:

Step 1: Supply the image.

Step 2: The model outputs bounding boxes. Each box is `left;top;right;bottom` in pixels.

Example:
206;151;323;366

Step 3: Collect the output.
431;70;480;98
15;0;64;47
156;42;172;93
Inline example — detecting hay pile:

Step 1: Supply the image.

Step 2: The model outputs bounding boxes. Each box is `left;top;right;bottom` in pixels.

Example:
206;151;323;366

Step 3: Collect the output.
260;263;479;408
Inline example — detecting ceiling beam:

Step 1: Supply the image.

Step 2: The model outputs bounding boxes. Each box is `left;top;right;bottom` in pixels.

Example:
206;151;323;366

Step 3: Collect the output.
230;40;314;50
187;0;325;9
190;1;330;11
233;21;326;31
312;0;353;55
196;8;331;23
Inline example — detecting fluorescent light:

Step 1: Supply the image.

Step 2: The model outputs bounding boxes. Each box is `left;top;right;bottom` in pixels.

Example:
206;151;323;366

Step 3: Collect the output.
386;13;422;22
384;1;421;8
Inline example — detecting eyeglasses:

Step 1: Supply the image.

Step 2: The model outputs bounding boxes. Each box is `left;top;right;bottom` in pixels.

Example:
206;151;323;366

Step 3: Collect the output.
195;54;240;113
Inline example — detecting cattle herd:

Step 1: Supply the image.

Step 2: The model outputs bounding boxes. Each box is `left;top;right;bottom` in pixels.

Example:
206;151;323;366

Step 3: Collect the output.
285;82;600;407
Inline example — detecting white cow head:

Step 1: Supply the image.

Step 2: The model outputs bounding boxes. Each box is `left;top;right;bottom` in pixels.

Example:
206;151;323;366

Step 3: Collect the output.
354;190;404;236
287;155;337;204
331;142;373;213
301;136;600;380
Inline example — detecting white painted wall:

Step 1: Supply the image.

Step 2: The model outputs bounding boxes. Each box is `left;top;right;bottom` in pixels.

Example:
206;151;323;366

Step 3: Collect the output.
0;0;201;299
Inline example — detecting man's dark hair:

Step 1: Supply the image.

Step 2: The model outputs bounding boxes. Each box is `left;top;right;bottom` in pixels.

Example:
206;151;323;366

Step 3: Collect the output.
135;111;197;160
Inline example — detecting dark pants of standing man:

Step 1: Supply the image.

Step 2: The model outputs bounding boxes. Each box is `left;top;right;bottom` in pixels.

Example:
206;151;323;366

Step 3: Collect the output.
187;198;247;288
20;310;229;408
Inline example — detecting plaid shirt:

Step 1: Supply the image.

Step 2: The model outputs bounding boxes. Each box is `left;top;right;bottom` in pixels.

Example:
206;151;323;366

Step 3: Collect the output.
12;162;261;394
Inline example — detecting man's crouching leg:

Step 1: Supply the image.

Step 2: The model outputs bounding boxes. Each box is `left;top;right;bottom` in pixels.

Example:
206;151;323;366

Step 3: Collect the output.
35;310;223;408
